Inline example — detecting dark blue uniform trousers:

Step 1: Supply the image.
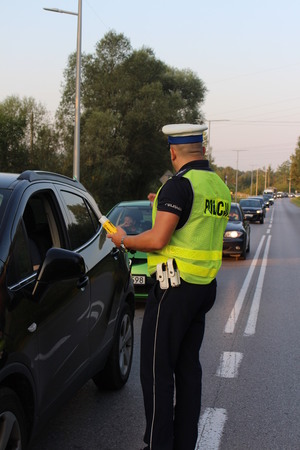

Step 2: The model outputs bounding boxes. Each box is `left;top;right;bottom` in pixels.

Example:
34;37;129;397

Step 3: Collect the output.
140;278;217;450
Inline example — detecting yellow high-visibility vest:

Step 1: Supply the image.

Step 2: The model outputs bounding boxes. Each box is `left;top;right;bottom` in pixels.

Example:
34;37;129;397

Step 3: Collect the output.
147;169;231;285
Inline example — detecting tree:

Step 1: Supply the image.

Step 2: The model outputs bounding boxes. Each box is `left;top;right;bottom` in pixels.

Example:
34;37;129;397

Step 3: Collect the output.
57;31;207;211
0;96;28;171
0;96;60;173
275;160;291;192
290;138;300;192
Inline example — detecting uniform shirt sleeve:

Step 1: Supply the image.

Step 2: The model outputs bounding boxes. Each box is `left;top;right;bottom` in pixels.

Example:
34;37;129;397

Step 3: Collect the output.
157;176;193;229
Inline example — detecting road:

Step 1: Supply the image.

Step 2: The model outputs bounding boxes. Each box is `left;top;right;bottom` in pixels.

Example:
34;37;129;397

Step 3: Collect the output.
31;198;300;450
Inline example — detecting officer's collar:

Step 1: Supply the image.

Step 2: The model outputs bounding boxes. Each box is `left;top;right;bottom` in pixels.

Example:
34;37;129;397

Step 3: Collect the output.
177;160;210;173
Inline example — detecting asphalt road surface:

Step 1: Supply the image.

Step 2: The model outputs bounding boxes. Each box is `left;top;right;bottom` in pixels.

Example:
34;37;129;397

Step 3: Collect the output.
31;198;300;450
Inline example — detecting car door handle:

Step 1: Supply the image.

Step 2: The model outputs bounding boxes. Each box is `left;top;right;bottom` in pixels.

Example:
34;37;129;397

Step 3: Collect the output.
111;247;120;259
28;322;37;333
77;275;89;290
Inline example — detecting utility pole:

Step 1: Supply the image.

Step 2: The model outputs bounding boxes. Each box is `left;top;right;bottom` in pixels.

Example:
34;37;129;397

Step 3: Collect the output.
206;119;230;157
264;167;267;191
232;150;247;202
250;164;256;196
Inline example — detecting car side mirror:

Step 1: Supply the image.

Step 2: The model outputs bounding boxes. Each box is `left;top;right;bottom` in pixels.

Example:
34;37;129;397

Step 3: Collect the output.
33;248;86;298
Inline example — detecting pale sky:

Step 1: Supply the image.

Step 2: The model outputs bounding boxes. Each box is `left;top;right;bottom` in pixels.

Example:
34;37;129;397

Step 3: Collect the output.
1;0;300;171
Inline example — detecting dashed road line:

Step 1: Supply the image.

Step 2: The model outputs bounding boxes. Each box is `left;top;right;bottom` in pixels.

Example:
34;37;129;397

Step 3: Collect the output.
196;408;227;450
216;351;244;378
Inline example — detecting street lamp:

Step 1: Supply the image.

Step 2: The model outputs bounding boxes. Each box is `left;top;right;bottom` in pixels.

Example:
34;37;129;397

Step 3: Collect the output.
44;0;82;181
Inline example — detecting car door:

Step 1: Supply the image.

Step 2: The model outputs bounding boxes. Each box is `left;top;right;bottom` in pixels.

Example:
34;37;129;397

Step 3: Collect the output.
7;187;91;416
56;187;129;369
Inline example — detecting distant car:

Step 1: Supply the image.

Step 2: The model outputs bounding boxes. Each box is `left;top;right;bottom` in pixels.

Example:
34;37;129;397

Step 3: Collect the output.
223;203;250;259
263;193;274;205
0;170;135;449
262;193;271;207
248;196;267;217
239;198;265;224
107;200;154;300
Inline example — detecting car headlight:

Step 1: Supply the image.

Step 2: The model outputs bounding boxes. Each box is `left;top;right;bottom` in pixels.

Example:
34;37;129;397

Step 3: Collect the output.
224;230;243;238
256;209;262;213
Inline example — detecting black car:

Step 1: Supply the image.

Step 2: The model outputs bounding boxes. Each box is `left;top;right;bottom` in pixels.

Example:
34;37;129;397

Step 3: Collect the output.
239;198;265;223
0;171;135;449
223;203;250;259
248;196;267;217
263;193;274;205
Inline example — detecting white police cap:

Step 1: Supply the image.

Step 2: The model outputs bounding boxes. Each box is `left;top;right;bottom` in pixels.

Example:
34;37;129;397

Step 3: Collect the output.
162;123;208;144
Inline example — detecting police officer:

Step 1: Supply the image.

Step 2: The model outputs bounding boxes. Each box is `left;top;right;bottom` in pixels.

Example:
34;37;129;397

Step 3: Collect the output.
108;123;231;450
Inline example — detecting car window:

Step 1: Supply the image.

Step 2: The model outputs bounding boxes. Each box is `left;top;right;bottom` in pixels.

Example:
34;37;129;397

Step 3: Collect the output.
240;199;260;207
0;189;11;228
229;206;240;221
7;222;32;285
108;205;152;234
60;191;99;250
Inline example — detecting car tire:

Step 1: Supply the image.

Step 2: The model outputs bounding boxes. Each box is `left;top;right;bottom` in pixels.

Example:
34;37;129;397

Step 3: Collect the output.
260;216;264;224
240;244;247;260
93;303;134;390
0;387;27;450
246;237;250;253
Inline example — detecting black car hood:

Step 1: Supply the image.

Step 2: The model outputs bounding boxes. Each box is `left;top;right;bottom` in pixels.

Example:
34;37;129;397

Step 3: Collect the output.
225;221;243;231
241;206;260;212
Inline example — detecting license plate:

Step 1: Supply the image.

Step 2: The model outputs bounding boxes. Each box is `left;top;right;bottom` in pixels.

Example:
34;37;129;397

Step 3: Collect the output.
132;275;146;285
245;214;253;218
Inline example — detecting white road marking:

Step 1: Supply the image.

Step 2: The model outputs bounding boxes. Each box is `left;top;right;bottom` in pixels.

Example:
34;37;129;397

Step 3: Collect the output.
216;351;244;378
224;235;266;334
195;408;227;450
197;207;275;450
244;235;272;336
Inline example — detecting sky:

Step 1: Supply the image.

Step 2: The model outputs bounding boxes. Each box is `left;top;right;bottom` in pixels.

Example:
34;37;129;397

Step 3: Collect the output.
1;0;300;171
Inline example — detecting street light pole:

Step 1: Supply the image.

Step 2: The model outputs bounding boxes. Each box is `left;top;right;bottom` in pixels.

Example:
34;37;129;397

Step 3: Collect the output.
44;0;82;181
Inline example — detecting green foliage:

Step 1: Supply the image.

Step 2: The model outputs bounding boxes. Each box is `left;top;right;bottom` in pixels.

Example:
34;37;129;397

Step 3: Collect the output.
0;95;61;173
290;138;300;192
57;31;207;210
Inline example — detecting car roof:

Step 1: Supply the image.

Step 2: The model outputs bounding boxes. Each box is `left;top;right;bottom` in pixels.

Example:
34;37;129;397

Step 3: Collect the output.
0;173;20;188
115;200;152;207
0;170;86;191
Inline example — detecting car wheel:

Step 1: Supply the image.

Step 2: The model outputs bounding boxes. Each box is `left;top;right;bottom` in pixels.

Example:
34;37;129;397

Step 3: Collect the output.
93;303;134;390
260;216;264;224
0;387;27;450
246;237;250;253
240;243;247;260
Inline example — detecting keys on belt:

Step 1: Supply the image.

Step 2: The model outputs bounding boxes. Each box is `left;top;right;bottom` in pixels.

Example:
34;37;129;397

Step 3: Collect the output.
156;259;181;289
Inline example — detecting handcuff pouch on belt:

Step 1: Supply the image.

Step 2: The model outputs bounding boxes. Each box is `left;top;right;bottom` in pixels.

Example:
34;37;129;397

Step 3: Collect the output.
156;259;181;289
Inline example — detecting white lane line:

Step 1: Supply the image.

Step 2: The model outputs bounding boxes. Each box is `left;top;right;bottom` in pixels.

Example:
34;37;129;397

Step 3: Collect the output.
216;351;244;378
195;408;227;450
244;235;272;336
224;235;266;334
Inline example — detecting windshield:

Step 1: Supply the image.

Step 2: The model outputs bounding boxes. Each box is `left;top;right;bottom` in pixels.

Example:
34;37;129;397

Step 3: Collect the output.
108;204;152;235
240;199;261;208
229;205;241;221
0;189;11;228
